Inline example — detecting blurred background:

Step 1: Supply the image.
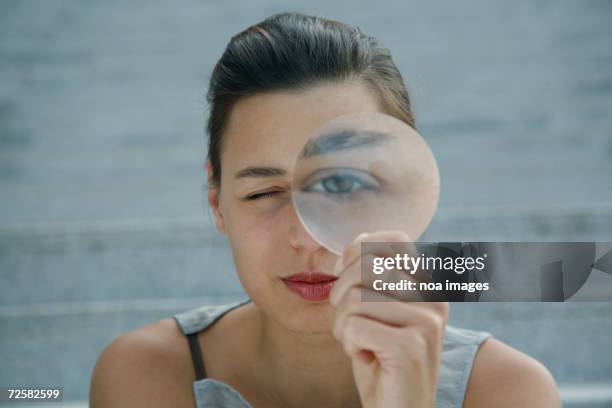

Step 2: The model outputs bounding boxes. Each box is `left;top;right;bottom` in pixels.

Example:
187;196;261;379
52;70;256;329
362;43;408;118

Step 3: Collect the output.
1;0;611;406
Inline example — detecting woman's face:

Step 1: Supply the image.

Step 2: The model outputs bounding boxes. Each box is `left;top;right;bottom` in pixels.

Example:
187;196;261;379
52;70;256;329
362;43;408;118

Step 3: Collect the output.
208;81;384;333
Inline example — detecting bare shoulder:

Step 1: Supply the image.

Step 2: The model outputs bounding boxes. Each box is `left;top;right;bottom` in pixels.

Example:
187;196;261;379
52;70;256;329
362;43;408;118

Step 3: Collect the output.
463;337;561;408
90;317;195;408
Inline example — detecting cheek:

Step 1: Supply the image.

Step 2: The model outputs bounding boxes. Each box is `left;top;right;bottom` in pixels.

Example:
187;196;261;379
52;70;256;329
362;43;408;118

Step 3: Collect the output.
229;199;290;242
223;198;293;286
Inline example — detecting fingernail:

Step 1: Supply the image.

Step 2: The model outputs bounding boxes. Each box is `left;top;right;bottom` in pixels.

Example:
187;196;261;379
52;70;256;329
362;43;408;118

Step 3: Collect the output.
332;258;344;277
356;232;369;241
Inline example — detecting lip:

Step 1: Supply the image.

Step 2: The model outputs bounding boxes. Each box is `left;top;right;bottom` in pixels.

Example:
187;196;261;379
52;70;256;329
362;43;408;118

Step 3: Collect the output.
281;272;338;301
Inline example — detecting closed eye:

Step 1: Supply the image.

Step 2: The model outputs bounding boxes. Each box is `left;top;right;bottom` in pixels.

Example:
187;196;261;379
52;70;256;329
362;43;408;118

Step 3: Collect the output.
245;190;284;200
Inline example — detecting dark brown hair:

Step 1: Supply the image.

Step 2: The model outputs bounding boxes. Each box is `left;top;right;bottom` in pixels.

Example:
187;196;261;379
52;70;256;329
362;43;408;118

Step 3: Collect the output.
206;12;415;188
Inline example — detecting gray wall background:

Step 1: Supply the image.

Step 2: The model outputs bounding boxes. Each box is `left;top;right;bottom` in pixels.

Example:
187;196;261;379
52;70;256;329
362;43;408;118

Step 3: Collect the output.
1;0;611;406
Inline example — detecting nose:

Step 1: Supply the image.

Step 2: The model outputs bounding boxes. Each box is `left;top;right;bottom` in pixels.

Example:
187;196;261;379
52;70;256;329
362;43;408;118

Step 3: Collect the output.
288;204;323;253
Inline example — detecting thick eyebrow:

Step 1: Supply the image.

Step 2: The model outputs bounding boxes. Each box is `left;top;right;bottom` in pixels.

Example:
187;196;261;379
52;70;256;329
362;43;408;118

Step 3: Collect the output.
299;130;392;159
234;166;287;179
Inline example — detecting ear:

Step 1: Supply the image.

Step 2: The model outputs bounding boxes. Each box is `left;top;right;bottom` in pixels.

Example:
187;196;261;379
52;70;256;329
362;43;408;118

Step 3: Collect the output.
206;160;226;234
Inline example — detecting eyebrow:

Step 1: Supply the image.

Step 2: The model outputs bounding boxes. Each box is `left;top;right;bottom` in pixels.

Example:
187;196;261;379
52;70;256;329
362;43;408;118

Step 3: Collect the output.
234;166;287;179
298;130;392;159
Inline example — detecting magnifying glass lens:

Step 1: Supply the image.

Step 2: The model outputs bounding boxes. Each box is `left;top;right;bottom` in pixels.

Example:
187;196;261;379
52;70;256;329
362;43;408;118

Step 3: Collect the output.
291;112;440;255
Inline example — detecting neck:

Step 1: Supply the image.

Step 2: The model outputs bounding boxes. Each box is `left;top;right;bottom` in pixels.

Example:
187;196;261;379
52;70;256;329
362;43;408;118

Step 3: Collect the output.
247;303;361;408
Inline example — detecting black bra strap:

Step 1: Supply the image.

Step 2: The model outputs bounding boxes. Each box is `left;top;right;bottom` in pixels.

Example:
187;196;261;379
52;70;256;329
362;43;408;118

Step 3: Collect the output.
186;332;207;380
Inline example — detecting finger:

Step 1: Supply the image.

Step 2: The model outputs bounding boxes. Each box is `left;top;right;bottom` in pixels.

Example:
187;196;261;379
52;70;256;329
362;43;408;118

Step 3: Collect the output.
330;251;430;305
338;314;399;358
334;287;449;329
339;315;446;373
330;253;376;306
356;235;434;287
332;230;434;292
339;230;418;276
333;287;449;340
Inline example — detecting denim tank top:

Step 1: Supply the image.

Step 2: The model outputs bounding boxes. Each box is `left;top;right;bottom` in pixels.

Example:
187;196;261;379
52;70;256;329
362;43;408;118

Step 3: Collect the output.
172;299;492;408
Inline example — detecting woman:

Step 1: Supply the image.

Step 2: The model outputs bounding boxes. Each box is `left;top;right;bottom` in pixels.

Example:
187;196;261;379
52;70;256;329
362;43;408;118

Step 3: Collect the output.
90;12;560;407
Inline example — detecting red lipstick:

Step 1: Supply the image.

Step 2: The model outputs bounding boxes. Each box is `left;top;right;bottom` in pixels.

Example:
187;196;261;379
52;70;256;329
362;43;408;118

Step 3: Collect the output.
281;272;338;301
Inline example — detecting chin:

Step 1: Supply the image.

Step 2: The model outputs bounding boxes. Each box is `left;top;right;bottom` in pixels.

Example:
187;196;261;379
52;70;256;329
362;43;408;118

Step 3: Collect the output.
282;297;336;334
258;291;336;334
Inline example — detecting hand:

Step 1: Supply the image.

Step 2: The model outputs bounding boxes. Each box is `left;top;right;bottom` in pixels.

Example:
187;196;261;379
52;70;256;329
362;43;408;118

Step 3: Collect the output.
329;231;449;408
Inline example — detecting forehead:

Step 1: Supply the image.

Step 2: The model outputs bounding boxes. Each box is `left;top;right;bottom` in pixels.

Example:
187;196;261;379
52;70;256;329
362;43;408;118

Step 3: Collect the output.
219;81;384;177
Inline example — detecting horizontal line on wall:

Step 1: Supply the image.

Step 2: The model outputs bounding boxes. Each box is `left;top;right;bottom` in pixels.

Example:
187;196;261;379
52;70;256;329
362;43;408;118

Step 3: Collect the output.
0;296;245;318
559;383;612;404
1;298;611;320
1;202;611;236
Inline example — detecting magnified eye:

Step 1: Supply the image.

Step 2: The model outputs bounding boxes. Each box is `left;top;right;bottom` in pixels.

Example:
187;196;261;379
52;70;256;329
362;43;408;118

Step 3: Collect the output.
302;168;380;195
